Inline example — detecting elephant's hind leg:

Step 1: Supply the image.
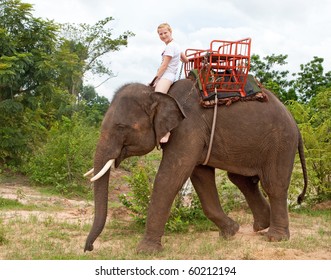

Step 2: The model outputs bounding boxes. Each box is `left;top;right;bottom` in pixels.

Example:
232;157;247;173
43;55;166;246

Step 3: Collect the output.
227;172;270;232
191;166;239;238
259;168;292;241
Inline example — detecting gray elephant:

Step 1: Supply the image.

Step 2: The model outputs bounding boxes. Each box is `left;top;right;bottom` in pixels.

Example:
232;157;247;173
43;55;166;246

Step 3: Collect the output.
84;79;307;253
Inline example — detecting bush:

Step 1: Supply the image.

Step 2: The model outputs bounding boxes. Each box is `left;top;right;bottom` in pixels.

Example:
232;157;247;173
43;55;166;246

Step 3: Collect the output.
119;162;154;225
286;89;331;204
25;114;99;197
0;100;47;166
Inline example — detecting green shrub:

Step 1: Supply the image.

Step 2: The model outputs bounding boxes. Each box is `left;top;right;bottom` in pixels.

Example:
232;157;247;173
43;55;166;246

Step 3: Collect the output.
0;100;48;166
25;114;98;197
119;163;154;225
287;90;331;205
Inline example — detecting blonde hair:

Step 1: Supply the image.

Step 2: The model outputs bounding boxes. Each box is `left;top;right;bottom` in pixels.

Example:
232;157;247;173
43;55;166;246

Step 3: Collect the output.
157;23;172;33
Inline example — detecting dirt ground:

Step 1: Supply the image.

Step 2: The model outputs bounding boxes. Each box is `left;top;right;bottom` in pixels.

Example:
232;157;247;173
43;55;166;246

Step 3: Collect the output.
0;174;330;260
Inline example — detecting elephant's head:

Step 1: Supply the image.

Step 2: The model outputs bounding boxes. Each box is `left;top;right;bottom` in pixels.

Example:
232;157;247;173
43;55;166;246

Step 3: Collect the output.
84;83;186;251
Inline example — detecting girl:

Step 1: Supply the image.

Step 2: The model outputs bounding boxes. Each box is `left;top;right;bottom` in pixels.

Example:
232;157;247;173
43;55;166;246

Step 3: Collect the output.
151;23;188;143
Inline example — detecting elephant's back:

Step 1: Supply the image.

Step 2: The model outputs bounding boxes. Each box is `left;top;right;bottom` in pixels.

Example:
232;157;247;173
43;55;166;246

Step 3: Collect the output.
172;80;299;144
213;89;298;149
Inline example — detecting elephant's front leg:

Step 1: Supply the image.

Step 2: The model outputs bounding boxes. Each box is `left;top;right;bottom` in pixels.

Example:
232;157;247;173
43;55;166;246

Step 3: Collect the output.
136;163;188;253
191;165;239;238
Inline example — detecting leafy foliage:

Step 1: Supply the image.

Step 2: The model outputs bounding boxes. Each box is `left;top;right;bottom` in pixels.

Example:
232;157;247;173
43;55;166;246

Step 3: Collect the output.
250;54;295;102
287;88;331;203
250;54;331;103
60;17;135;87
119;163;154;225
0;0;125;166
0;0;59;163
25;115;99;197
293;57;331;102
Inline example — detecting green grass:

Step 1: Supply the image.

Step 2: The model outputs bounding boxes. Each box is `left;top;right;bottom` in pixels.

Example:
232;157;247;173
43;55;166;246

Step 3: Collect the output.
0;206;330;260
292;207;331;218
0;197;23;209
0;197;63;212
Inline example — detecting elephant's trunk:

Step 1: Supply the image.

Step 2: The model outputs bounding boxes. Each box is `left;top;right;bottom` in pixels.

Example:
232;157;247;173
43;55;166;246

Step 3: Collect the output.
84;166;111;252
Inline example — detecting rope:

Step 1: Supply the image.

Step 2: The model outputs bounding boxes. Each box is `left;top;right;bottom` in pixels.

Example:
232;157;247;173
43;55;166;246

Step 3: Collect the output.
177;62;184;80
202;94;218;165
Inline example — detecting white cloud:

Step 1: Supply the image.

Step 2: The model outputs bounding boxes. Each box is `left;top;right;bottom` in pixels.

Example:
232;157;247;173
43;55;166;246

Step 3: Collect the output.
28;0;331;100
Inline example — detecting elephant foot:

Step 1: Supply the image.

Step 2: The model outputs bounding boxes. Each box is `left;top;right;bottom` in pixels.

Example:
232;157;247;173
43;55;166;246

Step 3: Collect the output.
253;219;270;232
136;237;163;254
266;227;290;242
252;205;271;232
219;219;240;239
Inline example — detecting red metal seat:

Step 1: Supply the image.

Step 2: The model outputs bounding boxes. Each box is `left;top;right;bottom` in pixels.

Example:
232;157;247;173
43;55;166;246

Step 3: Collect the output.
185;38;251;98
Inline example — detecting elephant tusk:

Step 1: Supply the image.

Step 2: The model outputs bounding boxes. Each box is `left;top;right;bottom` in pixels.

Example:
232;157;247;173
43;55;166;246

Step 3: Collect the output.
90;159;115;182
83;168;94;177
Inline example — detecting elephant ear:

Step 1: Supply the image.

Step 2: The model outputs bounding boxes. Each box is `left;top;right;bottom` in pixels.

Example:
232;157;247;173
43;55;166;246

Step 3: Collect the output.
149;92;186;144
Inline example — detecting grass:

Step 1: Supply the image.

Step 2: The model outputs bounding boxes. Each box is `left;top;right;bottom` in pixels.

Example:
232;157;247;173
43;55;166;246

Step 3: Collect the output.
0;203;330;260
0;197;23;209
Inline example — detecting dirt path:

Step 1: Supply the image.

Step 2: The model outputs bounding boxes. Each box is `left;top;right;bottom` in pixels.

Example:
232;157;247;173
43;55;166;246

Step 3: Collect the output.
0;181;93;224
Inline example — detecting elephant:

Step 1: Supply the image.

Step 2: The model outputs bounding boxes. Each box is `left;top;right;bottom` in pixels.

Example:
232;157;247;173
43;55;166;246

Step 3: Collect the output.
83;79;308;253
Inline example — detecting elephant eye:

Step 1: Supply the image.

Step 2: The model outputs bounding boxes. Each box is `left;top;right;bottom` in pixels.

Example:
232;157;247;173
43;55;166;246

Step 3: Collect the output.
116;123;129;130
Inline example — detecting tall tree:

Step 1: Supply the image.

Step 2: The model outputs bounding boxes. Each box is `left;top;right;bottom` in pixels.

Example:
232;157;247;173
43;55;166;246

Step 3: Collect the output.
0;0;60;164
250;54;296;102
0;0;59;101
60;17;134;97
292;56;331;102
0;0;133;165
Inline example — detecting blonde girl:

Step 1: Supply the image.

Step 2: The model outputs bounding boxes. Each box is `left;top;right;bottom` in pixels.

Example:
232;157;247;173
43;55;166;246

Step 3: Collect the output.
151;23;188;142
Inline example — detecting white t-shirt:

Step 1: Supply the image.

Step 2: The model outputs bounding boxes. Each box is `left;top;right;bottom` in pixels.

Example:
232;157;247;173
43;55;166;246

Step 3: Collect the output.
160;41;181;82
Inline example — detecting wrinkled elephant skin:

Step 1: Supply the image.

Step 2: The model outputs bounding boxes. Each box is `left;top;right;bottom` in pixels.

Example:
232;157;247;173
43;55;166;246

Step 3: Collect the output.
84;80;307;253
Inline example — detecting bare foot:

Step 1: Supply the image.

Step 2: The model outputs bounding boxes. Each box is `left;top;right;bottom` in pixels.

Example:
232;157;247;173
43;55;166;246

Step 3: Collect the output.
160;132;170;143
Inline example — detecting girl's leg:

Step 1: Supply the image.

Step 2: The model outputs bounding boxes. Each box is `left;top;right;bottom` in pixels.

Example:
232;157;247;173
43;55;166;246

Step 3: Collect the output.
155;78;173;94
155;78;173;143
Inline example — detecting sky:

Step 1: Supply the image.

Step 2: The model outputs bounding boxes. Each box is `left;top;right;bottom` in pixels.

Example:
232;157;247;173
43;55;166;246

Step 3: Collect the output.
27;0;331;100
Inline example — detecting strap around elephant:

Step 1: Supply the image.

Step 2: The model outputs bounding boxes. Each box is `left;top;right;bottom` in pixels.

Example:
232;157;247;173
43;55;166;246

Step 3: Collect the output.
202;94;218;165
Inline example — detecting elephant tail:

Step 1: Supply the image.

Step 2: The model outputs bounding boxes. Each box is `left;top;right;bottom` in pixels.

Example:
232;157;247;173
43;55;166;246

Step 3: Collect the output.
297;132;308;204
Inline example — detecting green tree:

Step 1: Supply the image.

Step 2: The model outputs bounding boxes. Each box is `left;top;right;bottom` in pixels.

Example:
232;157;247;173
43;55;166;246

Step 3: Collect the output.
0;0;59;101
292;56;331;102
0;0;132;166
0;0;59;164
79;85;110;126
250;54;296;102
60;17;134;93
287;88;331;202
54;40;87;96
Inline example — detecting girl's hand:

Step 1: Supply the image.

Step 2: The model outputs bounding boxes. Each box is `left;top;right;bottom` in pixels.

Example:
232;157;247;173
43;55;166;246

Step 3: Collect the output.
149;76;158;87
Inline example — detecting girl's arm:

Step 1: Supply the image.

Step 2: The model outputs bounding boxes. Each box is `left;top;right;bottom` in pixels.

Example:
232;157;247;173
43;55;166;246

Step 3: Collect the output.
156;55;172;78
180;52;189;63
